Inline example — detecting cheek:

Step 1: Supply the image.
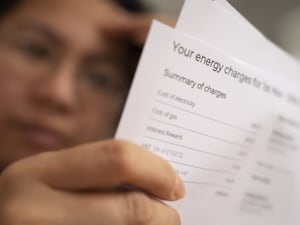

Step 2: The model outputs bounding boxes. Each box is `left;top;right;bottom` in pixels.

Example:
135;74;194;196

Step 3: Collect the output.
77;98;125;141
0;60;27;110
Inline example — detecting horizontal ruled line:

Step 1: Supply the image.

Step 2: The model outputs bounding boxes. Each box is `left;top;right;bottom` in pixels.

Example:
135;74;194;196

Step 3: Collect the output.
183;180;230;189
145;135;243;162
168;160;236;175
155;99;256;135
150;118;249;149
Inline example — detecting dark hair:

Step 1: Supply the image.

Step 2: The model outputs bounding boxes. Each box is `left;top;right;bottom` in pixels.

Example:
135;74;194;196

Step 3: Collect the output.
116;0;146;12
0;0;19;18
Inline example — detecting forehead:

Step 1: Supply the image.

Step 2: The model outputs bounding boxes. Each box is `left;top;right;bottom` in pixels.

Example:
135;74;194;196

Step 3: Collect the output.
5;0;119;23
1;0;124;49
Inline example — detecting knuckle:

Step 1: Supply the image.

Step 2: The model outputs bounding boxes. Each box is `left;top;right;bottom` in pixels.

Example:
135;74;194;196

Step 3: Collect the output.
124;192;155;225
102;140;135;175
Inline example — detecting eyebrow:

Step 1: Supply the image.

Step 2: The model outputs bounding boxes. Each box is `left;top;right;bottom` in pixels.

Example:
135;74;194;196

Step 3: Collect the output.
9;20;131;71
12;20;65;47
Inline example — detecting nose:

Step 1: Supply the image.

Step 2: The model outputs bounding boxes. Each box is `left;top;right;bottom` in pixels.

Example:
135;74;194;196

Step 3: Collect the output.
29;62;78;114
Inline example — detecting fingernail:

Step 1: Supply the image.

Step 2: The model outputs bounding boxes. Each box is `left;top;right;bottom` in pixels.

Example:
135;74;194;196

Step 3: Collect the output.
173;175;185;200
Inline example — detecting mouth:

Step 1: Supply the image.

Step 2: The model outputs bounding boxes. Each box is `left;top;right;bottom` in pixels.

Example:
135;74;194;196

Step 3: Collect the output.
17;122;72;152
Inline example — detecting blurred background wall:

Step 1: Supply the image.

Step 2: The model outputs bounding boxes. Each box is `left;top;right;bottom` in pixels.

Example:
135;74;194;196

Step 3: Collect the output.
140;0;300;60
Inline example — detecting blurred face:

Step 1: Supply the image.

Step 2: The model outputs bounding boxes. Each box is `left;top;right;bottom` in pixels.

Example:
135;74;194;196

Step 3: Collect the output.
0;0;133;168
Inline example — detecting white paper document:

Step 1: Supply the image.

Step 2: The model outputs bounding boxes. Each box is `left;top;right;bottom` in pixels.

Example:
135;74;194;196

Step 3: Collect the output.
115;1;300;225
176;0;300;83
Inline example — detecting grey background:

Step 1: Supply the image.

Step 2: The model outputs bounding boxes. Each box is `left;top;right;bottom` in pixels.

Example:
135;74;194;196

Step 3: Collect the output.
140;0;300;60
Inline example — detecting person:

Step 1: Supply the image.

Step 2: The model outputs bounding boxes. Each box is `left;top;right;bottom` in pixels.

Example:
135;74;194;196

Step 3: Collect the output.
0;0;185;224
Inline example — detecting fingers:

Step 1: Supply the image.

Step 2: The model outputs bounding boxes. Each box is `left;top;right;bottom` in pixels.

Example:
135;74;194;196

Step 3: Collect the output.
0;140;184;225
0;185;181;225
14;140;185;201
66;191;181;225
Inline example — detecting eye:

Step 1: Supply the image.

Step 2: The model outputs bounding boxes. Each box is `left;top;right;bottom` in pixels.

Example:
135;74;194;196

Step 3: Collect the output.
87;71;116;89
17;38;51;59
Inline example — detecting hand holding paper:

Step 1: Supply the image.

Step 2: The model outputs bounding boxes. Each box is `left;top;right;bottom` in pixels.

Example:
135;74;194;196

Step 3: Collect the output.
116;1;300;225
